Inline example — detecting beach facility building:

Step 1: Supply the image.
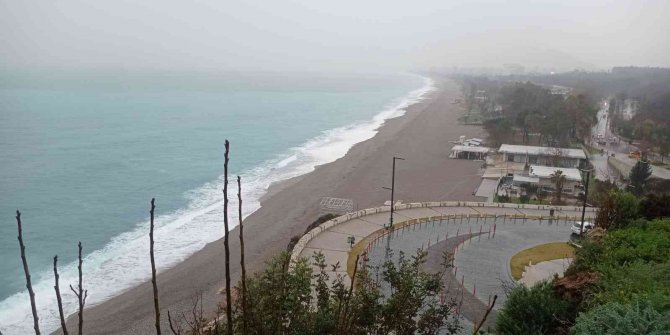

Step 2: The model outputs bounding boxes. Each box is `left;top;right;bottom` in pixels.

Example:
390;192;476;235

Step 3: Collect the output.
498;144;587;168
512;165;584;196
449;145;491;160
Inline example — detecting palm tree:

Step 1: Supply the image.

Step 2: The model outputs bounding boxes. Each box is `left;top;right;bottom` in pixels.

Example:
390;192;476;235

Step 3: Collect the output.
550;170;566;205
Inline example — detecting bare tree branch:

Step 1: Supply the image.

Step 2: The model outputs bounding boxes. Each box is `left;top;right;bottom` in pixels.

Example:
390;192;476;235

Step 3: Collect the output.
338;254;360;334
472;295;497;335
149;198;162;334
167;311;180;335
72;241;86;335
53;256;68;335
16;210;41;335
223;140;233;334
237;175;247;334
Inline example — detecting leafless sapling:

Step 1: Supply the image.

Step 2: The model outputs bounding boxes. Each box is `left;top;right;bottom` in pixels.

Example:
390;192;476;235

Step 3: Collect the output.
338;254;360;334
222;140;233;334
167;311;181;335
149;198;161;334
69;242;87;335
472;295;497;335
16;210;41;335
237;175;247;333
53;256;68;335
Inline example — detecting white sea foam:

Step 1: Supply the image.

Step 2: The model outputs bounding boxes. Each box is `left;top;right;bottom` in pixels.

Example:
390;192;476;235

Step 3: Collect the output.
0;75;435;334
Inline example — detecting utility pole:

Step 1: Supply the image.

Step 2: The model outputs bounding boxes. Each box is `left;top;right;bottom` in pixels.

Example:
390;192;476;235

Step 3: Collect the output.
579;169;592;235
383;156;404;259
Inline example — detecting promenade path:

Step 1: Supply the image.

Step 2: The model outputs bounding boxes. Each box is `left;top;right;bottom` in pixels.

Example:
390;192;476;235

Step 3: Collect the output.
291;202;595;332
293;202;593;286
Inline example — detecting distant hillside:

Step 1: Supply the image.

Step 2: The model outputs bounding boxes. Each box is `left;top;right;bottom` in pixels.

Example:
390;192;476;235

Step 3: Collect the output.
506;66;670;99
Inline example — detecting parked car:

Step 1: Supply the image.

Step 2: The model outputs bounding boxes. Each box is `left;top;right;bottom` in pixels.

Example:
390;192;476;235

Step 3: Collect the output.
571;221;594;235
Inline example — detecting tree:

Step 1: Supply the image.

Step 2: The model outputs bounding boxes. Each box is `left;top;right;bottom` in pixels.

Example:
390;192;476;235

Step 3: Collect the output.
237;176;248;334
653;126;670;163
639;194;670;219
496;281;575;335
594;190;639;229
565;93;598;141
550;170;566;205
373;251;459;335
222;140;233;334
16;210;41;335
483;118;513;147
53;256;68;335
628;160;652;196
634;120;656;143
149;198;161;335
69;242;87;335
217;250;460;335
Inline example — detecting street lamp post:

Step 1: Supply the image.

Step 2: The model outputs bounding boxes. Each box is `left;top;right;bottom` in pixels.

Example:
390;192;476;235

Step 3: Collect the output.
383;156;404;258
579;168;593;235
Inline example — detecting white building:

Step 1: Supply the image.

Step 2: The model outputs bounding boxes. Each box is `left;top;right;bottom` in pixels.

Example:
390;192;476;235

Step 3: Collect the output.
512;165;584;196
498;145;587;168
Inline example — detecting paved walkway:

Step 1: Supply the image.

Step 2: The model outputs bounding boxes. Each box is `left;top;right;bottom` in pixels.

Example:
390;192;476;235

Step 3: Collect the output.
519;258;573;286
295;203;592;287
451;221;573;309
292;202;595;332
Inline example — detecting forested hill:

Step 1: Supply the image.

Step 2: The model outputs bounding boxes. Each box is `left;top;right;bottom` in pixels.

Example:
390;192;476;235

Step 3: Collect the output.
506;66;670;99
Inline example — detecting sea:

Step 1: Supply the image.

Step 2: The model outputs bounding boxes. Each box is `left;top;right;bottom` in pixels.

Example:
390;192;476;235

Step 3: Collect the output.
0;70;433;333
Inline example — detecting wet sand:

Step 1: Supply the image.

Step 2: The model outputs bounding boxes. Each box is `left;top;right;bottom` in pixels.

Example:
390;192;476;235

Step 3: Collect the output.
65;76;487;334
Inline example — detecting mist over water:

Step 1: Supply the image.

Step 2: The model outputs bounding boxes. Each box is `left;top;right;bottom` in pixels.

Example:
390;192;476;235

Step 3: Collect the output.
0;71;433;333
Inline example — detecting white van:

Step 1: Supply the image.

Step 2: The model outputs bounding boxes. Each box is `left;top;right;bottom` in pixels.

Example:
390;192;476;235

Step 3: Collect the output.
571;222;594;235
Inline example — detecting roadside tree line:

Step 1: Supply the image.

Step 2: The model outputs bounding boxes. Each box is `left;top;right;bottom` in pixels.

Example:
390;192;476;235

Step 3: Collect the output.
456;77;598;147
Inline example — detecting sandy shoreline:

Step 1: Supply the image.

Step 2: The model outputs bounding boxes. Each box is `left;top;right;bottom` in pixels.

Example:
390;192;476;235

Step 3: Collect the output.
60;76;487;334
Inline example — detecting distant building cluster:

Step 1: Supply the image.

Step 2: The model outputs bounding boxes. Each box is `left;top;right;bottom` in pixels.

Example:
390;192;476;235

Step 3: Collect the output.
449;141;587;202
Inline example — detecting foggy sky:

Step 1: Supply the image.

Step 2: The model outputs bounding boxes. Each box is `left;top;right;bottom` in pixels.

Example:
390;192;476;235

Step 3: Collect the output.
1;0;669;73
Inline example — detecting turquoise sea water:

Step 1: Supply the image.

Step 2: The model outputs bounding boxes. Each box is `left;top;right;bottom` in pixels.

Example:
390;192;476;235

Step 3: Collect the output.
0;71;432;333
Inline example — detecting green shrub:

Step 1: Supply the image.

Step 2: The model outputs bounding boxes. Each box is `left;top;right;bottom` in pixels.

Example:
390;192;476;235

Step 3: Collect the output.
570;219;670;311
595;261;670;311
222;250;461;334
573;219;670;270
496;281;575;335
519;194;530;204
573;300;670;334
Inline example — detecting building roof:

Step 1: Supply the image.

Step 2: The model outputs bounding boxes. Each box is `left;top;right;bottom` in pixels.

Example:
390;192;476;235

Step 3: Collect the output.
498;144;586;160
513;174;540;184
529;165;583;181
451;145;491;153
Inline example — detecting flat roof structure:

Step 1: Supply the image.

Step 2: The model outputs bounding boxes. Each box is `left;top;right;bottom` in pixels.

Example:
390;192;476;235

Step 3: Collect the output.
513;174;540;184
498;145;586;160
449;145;492;160
475;179;498;201
451;145;491;153
529;165;583;181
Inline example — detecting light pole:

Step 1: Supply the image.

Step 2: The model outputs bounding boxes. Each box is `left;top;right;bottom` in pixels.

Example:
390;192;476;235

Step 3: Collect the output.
383;156;404;258
579;168;593;235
